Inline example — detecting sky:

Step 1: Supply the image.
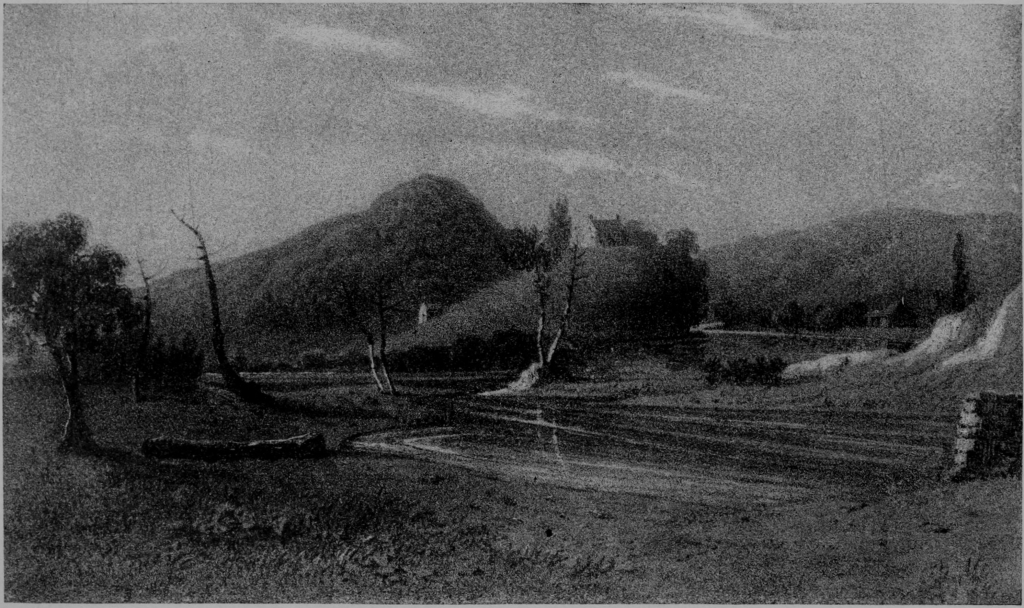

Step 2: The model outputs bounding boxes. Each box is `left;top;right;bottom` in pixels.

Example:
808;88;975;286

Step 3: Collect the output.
3;3;1020;279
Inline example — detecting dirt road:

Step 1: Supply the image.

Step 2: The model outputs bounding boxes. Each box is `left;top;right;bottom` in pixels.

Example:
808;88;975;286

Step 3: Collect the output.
354;394;951;506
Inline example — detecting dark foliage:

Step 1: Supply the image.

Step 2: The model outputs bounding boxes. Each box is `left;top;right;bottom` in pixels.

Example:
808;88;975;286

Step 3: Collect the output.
704;208;1021;330
3;213;137;448
388;329;537;373
950;231;976;313
545;195;572;264
703;355;786;386
631;229;709;333
298;349;330;371
502;225;541;272
140;334;205;387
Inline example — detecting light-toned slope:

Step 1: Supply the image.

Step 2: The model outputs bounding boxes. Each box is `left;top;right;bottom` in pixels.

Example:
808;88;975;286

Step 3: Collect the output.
783;283;1021;405
820;283;1022;415
782;349;893;379
885;313;975;367
941;284;1022;368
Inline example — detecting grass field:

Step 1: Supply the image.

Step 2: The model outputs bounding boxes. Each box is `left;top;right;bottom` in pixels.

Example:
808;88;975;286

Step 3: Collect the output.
4;339;1020;602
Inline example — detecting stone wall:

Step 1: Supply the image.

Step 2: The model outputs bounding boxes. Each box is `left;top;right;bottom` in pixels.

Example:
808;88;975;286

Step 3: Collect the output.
948;391;1022;481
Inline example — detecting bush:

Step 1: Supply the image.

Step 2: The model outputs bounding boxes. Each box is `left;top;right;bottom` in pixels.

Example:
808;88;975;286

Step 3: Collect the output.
388;329;538;373
703;355;786;387
388;345;451;373
142;333;205;387
298;349;330;371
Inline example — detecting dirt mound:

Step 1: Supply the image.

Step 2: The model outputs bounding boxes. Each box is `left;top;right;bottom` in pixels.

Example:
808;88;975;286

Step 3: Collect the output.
480;362;542;396
941;284;1022;368
782;349;893;379
885;313;974;367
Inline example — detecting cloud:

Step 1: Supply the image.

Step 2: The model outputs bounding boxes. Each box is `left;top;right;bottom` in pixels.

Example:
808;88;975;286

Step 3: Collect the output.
271;23;418;60
188;130;261;160
604;71;723;104
398;83;568;122
534;148;621;175
918;161;1002;193
644;5;790;41
466;142;706;190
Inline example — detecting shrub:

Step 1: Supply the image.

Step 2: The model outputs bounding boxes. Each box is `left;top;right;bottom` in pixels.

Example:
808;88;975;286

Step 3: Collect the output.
703;355;786;386
388;329;537;373
298;349;330;371
142;333;205;387
388;345;451;373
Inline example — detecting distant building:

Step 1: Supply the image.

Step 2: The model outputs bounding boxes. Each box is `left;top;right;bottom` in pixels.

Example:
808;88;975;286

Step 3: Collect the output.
580;215;658;248
417;302;442;326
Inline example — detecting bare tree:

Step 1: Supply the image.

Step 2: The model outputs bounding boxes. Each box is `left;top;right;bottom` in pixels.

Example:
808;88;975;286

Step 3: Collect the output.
487;199;587;395
132;258;154;403
336;275;392;393
544;242;586;365
172;209;271;405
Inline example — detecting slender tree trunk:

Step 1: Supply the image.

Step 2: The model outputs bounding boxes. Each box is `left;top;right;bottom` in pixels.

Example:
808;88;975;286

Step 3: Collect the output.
173;210;268;404
51;347;95;453
545;244;584;365
535;270;550;368
365;332;385;392
133;262;153;403
377;300;395;394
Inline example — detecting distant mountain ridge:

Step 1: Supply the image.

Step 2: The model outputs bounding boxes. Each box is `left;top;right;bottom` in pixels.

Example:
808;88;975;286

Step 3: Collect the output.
703;207;1022;328
150;202;1020;360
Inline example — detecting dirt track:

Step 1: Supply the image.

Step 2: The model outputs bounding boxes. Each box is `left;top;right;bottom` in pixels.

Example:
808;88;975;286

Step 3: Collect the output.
354;393;952;506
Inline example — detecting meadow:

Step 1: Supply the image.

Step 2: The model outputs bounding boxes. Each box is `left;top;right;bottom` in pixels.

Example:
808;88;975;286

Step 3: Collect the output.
4;334;1020;602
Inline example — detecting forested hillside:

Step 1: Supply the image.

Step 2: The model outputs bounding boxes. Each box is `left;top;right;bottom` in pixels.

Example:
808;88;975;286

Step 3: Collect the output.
703;208;1021;330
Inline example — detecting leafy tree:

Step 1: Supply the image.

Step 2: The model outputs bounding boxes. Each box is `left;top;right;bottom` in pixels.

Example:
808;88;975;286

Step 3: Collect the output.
502;225;541;271
623;220;659;248
545;194;572;263
635;228;709;334
778;300;805;332
3;213;136;451
141;333;205;388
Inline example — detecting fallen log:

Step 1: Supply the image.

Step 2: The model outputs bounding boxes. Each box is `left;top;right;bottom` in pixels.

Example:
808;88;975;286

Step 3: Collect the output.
142;433;328;461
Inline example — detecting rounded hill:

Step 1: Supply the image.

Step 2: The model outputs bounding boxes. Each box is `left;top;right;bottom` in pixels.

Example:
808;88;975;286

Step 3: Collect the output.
150;175;512;360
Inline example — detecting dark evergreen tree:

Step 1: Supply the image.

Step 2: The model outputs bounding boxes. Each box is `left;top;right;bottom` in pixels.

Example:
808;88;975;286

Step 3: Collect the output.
545;194;573;263
950;231;975;312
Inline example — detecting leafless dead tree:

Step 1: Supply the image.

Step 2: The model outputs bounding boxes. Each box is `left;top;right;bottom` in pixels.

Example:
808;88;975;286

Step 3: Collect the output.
132;257;154;403
172;209;271;405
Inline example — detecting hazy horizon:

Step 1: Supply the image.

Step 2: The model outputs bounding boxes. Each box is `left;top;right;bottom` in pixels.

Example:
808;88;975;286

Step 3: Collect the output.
3;4;1020;278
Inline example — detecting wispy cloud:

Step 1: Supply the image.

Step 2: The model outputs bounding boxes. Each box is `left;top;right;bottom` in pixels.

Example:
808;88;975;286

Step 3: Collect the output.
467;142;706;190
271;23;418;60
398;83;568;122
604;71;723;104
188;130;261;160
644;5;789;41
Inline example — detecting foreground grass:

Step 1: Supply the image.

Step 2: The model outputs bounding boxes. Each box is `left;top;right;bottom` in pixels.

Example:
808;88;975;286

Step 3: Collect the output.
4;364;1021;602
